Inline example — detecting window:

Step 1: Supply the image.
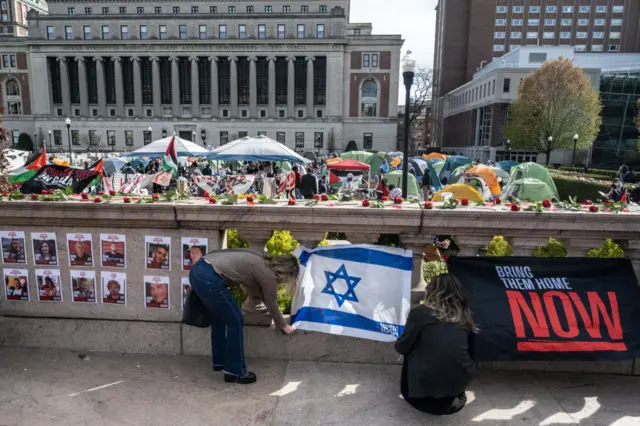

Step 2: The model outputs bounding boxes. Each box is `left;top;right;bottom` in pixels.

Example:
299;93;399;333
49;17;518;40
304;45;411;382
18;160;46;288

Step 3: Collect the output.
493;44;505;52
610;32;621;39
611;19;623;26
265;5;272;13
544;19;556;26
102;7;109;14
125;130;133;146
613;6;624;13
140;25;148;39
102;25;109;39
579;6;590;13
360;79;377;117
543;32;554;39
54;130;62;146
494;32;505;39
577;19;588;26
353;28;361;35
238;24;246;39
574;45;586;52
11;130;19;144
295;132;304;148
363;53;370;67
136;7;144;14
511;32;521;39
143;130;152;145
528;19;539;26
546;6;557;13
199;25;206;39
1;54;14;68
319;5;327;13
228;6;235;13
512;19;522;26
173;6;180;14
592;45;604;52
317;24;325;39
301;5;308;13
120;25;128;39
596;6;607;13
246;6;253;13
191;6;198;13
258;24;266;39
297;24;305;38
68;7;74;15
220;131;229;145
179;25;187;39
5;78;19;95
71;130;80;145
296;110;303;118
529;6;540;13
277;24;285;39
276;132;285;144
496;6;507;13
314;132;323;148
82;25;91;40
576;32;587;38
219;24;226;39
363;133;373;150
593;32;604;39
371;54;378;67
495;19;506;26
609;44;620;52
283;5;290;13
119;6;126;14
210;6;217;13
529;52;547;62
560;31;571;39
159;25;167;39
527;32;538;39
512;6;524;13
562;6;573;13
63;25;72;40
85;7;92;14
503;78;510;93
155;7;162;14
595;19;605;26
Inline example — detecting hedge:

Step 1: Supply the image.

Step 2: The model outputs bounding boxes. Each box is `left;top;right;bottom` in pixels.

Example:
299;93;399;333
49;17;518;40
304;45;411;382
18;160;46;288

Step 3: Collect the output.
557;166;618;178
552;175;610;202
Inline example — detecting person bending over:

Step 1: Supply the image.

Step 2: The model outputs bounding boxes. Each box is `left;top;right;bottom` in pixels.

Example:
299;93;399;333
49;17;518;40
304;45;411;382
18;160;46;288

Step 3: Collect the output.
395;273;477;415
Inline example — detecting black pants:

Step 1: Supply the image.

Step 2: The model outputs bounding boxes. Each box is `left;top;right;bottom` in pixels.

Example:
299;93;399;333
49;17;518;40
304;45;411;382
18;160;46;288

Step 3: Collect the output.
400;363;467;415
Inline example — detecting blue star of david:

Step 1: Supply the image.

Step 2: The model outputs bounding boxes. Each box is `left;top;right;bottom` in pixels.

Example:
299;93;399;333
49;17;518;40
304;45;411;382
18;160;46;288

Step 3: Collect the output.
322;264;361;307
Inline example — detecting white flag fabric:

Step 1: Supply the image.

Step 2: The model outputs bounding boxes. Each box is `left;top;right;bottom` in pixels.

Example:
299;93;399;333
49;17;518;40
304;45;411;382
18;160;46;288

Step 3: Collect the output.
292;244;412;342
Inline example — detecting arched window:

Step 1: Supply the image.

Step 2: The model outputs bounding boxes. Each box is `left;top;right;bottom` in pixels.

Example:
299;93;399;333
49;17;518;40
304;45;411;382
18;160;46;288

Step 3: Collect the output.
5;78;19;96
360;78;378;117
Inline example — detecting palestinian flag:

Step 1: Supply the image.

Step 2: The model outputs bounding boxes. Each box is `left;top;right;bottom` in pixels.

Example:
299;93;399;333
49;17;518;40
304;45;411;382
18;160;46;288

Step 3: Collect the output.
86;159;105;189
328;170;365;188
162;136;178;175
9;147;47;184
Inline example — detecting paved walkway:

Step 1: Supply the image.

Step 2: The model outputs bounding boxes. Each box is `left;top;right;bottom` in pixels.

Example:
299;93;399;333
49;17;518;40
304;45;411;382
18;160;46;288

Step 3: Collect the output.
1;348;640;426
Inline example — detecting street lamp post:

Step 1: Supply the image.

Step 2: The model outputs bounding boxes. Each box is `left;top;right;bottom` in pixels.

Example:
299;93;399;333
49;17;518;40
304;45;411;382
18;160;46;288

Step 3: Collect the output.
572;133;579;167
47;130;52;154
201;129;206;146
548;136;553;164
401;50;417;199
65;117;73;164
147;126;153;146
33;132;38;151
192;130;196;143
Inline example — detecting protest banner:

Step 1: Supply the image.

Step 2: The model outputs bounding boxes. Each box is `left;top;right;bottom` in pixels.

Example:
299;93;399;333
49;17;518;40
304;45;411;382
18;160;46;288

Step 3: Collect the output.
292;244;411;342
19;165;101;194
448;257;640;361
193;175;255;195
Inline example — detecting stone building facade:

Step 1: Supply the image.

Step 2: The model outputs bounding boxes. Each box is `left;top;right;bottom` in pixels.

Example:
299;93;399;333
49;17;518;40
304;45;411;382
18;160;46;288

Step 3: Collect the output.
2;0;403;154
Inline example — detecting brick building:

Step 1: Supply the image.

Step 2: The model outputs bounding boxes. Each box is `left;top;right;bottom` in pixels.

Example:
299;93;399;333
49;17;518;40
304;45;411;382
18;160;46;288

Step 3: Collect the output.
1;0;48;37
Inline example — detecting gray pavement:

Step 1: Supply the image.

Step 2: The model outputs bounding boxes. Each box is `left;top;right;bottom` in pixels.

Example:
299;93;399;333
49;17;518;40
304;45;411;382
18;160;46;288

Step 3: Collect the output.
1;348;640;426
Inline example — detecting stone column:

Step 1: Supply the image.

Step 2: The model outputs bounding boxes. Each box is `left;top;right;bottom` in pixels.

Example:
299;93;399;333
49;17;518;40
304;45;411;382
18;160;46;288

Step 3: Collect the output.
150;56;162;117
190;56;200;117
510;237;555;257
561;238;605;257
210;57;219;117
76;57;89;117
236;230;273;321
294;231;327;250
229;56;238;118
131;56;142;117
287;56;295;117
306;56;315;118
624;240;640;281
170;56;180;116
94;57;106;117
453;235;491;257
113;56;124;117
57;57;71;117
267;56;276;117
400;235;431;305
248;56;257;117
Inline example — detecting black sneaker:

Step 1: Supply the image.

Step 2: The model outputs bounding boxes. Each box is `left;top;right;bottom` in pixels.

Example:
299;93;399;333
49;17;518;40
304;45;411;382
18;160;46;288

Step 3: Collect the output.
212;365;224;372
224;372;257;384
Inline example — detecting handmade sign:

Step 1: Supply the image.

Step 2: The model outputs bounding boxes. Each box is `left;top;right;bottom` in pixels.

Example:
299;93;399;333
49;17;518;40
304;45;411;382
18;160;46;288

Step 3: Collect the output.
193;175;255;195
19;165;101;194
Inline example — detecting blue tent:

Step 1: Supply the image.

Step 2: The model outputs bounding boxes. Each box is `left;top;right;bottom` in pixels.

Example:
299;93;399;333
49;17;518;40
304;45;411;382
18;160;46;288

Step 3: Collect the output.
408;157;442;190
497;160;520;174
438;156;472;185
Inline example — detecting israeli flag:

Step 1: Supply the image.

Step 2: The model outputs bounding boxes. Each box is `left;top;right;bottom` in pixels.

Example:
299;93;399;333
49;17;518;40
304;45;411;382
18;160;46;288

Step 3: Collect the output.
292;244;412;342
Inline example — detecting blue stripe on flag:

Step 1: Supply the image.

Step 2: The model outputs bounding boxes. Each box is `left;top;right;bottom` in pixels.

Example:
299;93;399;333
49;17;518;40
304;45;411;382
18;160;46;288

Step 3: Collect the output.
291;306;405;338
298;249;312;267
302;246;412;271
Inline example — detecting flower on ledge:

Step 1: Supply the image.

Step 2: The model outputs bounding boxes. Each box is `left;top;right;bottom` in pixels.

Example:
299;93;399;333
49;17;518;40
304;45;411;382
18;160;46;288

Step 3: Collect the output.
510;204;521;212
542;200;552;208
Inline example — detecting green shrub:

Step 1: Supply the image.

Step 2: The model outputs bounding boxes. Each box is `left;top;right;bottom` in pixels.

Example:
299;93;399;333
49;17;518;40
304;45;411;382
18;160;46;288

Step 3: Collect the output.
266;230;299;255
229;285;247;306
227;229;248;249
423;260;448;285
532;238;567;258
552;175;609;202
558;166;617;178
588;239;625;258
486;236;513;257
278;284;293;314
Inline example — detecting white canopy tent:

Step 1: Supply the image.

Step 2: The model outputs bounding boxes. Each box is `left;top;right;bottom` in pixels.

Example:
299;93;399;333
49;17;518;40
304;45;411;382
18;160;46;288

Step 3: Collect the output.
204;135;311;163
121;135;209;158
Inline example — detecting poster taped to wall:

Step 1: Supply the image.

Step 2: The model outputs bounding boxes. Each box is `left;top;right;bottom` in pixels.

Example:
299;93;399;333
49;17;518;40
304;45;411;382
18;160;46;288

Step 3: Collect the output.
36;268;62;302
3;268;29;301
1;231;27;264
102;271;126;305
145;236;171;271
181;276;191;311
100;233;126;268
70;270;97;303
144;275;170;309
181;237;207;271
67;233;94;267
32;232;59;266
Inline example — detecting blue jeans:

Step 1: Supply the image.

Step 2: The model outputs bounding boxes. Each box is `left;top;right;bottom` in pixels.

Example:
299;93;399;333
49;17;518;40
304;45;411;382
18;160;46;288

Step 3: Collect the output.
189;259;247;377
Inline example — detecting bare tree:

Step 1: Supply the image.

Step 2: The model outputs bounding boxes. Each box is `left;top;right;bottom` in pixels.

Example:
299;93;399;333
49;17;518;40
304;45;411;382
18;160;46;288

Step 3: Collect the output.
398;68;433;153
79;133;105;152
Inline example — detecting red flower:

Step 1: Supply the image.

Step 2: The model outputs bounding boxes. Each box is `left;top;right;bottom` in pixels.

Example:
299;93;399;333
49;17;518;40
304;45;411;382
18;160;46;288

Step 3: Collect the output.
381;196;389;201
94;197;101;203
81;193;89;200
542;200;552;208
424;202;433;210
604;198;612;204
394;196;403;204
109;190;116;196
41;189;49;195
203;192;210;198
152;194;159;201
313;194;321;200
31;194;39;200
1;192;7;197
460;198;469;206
494;198;502;205
123;196;131;204
320;194;329;201
288;198;296;206
209;197;216;204
98;191;104;196
589;205;599;213
510;204;520;212
246;195;255;203
362;199;370;207
583;200;593;205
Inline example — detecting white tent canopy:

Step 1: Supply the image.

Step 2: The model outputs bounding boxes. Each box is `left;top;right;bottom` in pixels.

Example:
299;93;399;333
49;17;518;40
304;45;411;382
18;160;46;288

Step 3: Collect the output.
204;135;311;163
121;135;209;157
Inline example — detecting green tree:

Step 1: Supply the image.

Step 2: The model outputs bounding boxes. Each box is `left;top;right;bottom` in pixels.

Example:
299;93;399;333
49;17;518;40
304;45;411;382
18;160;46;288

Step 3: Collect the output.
532;238;567;258
505;57;601;165
0;109;11;192
16;133;33;151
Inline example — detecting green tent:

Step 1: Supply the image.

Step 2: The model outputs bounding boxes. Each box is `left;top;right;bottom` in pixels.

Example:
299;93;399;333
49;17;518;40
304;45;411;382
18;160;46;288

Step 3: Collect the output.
505;162;559;200
439;156;472;185
384;170;421;199
502;178;559;202
276;161;292;171
430;160;445;175
340;151;385;174
450;163;475;185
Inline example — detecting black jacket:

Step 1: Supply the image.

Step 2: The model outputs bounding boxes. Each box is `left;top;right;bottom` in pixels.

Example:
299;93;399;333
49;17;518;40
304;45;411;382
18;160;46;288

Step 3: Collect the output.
300;174;317;196
395;305;475;398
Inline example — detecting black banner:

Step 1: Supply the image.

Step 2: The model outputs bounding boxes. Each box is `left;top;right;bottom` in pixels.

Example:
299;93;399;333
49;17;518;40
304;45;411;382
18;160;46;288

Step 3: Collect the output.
448;257;640;361
19;165;100;194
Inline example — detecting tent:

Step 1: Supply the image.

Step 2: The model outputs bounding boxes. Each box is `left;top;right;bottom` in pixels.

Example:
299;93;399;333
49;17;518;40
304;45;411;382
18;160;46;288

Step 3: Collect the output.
496;160;519;174
458;176;493;201
423;152;447;161
303;151;317;161
407;158;442;190
466;165;501;196
489;166;510;182
450;163;475;185
205;135;310;163
122;135;209;157
103;158;125;175
439;156;472;185
384;170;421;199
506;162;559;200
432;183;485;203
275;161;292;171
340;151;385;174
502;178;559;202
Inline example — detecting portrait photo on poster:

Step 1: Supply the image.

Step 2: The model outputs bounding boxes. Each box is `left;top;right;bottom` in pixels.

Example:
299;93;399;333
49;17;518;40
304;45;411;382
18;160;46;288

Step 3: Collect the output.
144;275;170;309
32;232;59;266
70;270;97;303
36;268;62;302
181;276;192;310
145;236;171;271
3;268;29;301
102;271;126;305
100;233;126;268
181;237;208;271
1;231;27;264
67;233;94;267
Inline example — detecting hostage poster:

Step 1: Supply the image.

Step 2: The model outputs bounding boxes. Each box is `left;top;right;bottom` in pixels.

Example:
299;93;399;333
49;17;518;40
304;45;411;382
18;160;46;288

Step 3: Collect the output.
4;268;29;301
448;257;640;361
102;271;126;305
31;232;59;266
145;236;171;270
1;231;27;264
19;165;101;194
67;233;94;267
181;237;207;271
36;268;62;302
144;275;170;309
70;270;97;303
100;234;126;268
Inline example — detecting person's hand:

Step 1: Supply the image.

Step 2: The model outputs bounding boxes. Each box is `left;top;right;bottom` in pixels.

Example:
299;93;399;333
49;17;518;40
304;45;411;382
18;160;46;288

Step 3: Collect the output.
282;325;296;335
